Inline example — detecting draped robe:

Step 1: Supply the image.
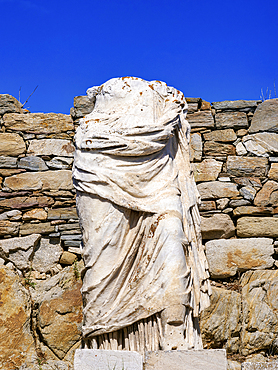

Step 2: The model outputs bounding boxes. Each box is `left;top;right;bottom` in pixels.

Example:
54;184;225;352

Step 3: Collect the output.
72;78;211;351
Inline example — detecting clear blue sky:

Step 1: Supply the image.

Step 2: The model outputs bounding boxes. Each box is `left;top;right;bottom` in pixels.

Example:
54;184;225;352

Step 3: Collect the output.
1;0;278;113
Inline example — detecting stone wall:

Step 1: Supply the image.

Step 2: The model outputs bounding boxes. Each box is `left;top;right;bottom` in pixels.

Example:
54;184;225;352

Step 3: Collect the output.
0;93;277;369
186;97;278;366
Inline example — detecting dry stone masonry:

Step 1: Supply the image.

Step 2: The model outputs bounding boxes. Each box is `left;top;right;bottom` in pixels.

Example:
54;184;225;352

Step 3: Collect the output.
0;92;278;369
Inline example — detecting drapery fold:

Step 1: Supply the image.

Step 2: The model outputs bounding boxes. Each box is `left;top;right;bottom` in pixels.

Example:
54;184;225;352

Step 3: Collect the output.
72;77;211;347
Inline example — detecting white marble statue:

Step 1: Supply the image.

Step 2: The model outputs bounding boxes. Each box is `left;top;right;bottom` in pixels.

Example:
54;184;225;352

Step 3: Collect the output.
73;77;211;353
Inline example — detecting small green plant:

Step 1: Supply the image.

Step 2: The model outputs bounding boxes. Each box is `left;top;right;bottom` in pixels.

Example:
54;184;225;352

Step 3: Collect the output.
73;260;80;280
37;358;43;370
24;267;36;288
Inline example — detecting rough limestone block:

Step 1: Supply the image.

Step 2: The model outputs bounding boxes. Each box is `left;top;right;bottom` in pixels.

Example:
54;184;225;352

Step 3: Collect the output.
226;156;268;177
215;112;248;129
18;156;48;171
243;133;278;156
204;141;236;156
0;133;26;156
192;159;222;182
0;94;23;115
249;98;278;133
268;163;278;181
212;100;260;110
74;349;143;370
71;95;96;119
200;287;241;353
197;181;239;199
241;270;278;356
189;133;202;161
28;139;75;157
237;217;278;237
4;170;73;191
205;238;274;278
254;181;278;207
242;362;278;369
32;237;63;273
0;156;17;168
3;112;74;133
187;111;215;128
203;129;237;142
0;234;41;272
0;266;36;368
144;349;227;370
201;214;235;239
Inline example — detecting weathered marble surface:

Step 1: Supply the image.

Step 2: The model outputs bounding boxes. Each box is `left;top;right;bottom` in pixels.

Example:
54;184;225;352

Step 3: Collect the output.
74;349;142;370
73;77;211;352
242;362;278;370
144;349;227;370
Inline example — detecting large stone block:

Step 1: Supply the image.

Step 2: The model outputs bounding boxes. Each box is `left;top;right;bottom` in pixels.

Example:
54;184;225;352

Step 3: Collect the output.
254;181;278;207
241;270;278;355
4;170;73;191
3;113;74;133
0;133;26;156
0;220;20;236
200;287;241;352
189;133;202;161
226;156;268;177
215;112;248;129
201;214;235;239
192;159;222;182
197;181;239;199
237;217;278;237
18;156;48;171
205;238;274;278
32;237;63;273
187;111;215;128
71;95;96;119
37;281;82;359
249;98;278;133
0;266;36;369
0;195;54;210
242;362;278;369
0;94;23;115
22;208;48;221
144;350;227;370
0;234;41;272
0;156;17;168
74;349;142;370
46;156;73;170
268;163;278;181
212;100;260;110
47;207;78;220
28;139;75;157
204;141;236;156
203;129;237;142
243;133;278;156
30;263;83;362
233;206;273;216
20;222;55;236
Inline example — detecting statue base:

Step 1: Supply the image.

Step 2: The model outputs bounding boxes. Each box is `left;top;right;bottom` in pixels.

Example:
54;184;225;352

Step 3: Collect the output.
74;349;227;370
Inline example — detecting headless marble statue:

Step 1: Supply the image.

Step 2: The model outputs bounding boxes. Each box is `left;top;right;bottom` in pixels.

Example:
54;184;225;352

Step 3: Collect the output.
73;77;211;353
